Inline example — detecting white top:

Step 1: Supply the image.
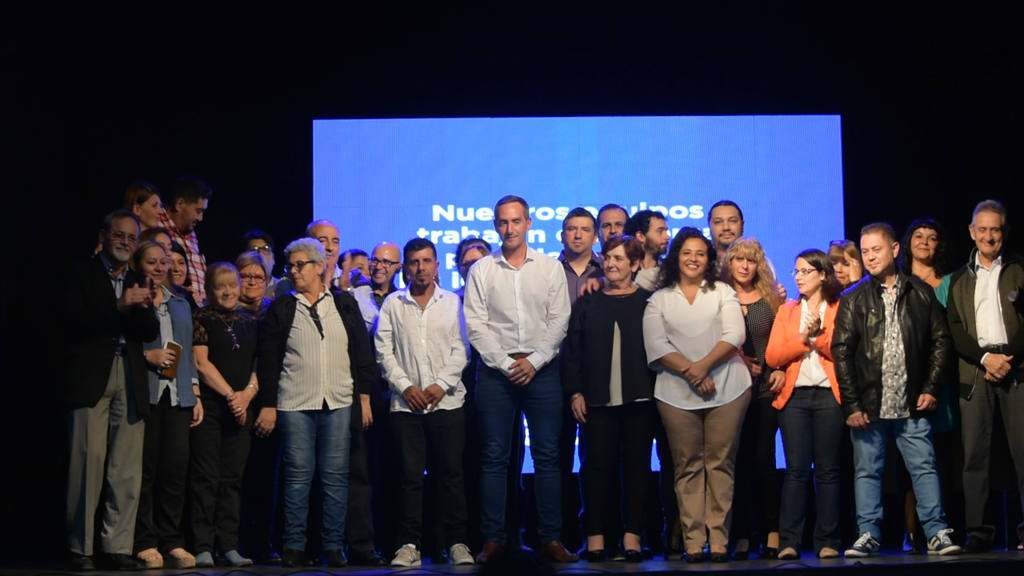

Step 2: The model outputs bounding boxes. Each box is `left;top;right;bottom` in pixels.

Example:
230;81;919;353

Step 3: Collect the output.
643;280;751;410
375;285;468;413
635;265;660;291
974;253;1008;348
352;284;381;332
464;247;571;374
794;299;830;388
277;290;354;411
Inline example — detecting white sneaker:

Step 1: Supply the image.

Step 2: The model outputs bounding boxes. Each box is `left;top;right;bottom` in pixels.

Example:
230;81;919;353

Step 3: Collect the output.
391;543;421;567
845;532;880;558
927;529;962;555
449;543;475;565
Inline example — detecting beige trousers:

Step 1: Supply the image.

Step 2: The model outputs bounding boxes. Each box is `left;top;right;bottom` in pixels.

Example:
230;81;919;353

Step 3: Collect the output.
657;389;750;551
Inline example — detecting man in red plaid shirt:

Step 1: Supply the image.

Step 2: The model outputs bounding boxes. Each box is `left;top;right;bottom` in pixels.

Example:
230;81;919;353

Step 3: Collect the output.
159;175;211;306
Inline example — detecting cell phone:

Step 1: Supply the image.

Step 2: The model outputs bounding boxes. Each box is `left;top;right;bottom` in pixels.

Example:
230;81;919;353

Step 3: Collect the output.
161;340;183;379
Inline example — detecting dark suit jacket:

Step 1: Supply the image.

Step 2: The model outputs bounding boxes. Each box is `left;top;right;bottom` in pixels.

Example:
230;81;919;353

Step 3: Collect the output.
64;256;160;418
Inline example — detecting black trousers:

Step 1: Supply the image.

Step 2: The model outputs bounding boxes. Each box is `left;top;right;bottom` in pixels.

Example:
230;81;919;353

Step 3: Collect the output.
731;395;780;545
189;394;252;553
580;402;655;537
347;395;395;554
135;389;192;553
239;426;281;559
391;408;468;548
558;398;583;550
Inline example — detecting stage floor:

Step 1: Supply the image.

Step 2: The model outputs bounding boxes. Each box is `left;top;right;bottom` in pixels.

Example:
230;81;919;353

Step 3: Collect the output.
5;550;1024;576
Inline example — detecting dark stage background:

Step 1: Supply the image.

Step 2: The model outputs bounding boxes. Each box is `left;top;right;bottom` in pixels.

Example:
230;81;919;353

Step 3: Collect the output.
6;3;1021;562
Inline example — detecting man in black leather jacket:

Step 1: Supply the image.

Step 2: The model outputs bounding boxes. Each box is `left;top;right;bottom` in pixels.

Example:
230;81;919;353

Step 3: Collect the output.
831;222;960;557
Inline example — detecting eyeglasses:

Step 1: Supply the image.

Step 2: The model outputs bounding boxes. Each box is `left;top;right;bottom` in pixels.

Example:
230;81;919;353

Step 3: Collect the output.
370;257;400;268
286;260;316;273
250;245;272;254
791;267;817;277
239;273;266;283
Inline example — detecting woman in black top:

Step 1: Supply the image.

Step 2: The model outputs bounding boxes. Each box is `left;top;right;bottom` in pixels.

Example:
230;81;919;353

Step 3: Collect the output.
189;262;259;568
722;237;784;559
564;235;655;562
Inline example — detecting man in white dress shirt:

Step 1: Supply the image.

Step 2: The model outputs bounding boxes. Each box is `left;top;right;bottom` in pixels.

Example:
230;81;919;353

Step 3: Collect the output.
375;238;473;566
463;195;577;563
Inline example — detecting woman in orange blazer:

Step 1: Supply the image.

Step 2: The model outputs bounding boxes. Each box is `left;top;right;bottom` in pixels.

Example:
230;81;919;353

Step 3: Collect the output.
765;249;843;560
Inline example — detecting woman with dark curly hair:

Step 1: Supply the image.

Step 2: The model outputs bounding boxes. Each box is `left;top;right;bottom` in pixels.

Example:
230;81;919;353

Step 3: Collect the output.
643;227;751;563
896;218;956;553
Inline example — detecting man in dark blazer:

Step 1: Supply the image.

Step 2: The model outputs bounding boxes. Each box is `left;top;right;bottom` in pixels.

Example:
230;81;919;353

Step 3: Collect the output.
65;210;159;571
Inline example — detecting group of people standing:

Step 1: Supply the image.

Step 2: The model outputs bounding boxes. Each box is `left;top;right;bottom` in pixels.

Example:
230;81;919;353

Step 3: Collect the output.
64;180;1023;572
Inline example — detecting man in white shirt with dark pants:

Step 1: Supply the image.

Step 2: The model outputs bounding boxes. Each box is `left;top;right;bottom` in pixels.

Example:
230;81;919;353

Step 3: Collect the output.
375;237;474;566
464;195;577;563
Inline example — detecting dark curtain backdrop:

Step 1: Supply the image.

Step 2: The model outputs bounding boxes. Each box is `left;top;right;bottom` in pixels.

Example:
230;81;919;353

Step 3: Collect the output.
6;3;1020;561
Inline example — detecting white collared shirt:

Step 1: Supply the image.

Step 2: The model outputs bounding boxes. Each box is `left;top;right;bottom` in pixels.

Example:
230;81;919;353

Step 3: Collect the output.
464;247;571;374
375;285;468;413
277;288;354;411
643;280;750;410
975;253;1009;347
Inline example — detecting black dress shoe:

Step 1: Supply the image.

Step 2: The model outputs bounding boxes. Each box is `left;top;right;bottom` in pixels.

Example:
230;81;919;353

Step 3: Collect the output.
710;551;730;563
684;551;706;563
281;548;308;567
347;548;387;566
325;549;347;567
100;553;141;571
623;549;644;563
69;553;95;571
764;547;778;559
581;549;605;562
733;548;749;560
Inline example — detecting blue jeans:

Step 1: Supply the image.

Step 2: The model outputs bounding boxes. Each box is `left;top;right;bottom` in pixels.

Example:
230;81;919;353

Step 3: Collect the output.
278;407;352;552
477;361;562;544
850;417;947;541
778;387;843;552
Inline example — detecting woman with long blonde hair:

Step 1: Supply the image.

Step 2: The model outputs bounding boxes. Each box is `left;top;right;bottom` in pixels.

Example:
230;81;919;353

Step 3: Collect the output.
724;238;784;559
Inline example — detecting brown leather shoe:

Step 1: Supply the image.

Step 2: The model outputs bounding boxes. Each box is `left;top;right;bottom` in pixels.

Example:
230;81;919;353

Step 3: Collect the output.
540;541;579;563
476;541;503;564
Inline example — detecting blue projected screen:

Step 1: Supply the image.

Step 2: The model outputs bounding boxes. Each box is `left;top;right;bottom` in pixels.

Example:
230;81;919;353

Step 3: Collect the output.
313;115;845;472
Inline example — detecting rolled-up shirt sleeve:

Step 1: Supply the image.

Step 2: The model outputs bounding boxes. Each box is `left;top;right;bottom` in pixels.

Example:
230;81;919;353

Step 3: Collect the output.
719;286;746;349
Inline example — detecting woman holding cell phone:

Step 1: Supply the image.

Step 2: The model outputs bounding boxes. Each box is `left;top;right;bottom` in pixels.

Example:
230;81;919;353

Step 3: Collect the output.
130;240;204;569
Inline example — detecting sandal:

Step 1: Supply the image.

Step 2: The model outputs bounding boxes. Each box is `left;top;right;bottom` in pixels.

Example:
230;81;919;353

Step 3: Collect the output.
136;548;163;569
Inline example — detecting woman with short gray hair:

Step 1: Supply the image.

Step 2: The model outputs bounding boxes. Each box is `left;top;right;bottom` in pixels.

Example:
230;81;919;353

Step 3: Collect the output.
256;236;375;568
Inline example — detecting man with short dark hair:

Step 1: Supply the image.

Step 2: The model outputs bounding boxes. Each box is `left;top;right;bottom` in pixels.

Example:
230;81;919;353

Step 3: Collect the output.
464;195;576;563
376;238;473;566
832;222;960;557
66;210;159;571
708;200;744;265
556;207;603;550
597;204;629;248
623;209;669;291
947;199;1024;552
159;175;212;305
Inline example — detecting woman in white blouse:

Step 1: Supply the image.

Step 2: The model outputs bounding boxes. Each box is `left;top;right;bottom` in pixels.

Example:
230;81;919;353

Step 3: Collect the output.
643;227;751;563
